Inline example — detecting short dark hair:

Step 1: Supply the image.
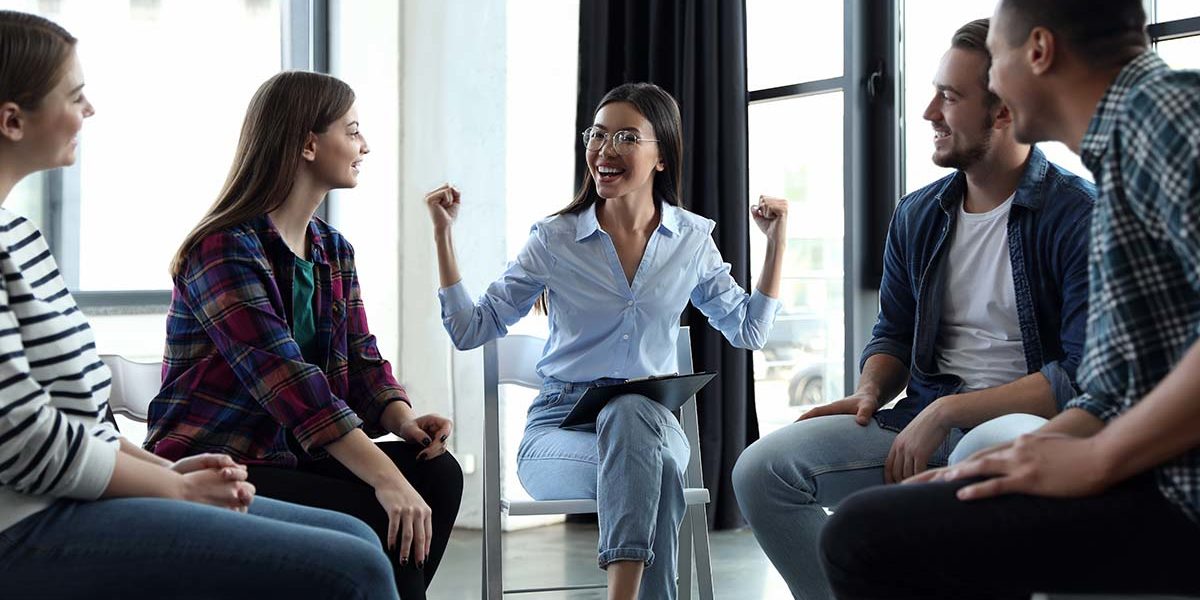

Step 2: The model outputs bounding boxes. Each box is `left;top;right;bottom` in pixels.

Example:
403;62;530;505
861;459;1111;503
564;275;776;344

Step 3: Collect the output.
950;18;1001;108
997;0;1147;68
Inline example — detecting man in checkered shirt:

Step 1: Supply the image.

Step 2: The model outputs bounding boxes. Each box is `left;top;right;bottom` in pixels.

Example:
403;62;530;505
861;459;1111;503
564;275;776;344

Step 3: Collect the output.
816;1;1200;598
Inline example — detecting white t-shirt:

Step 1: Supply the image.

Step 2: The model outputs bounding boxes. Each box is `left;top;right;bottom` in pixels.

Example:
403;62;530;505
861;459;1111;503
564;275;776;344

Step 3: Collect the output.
934;194;1028;392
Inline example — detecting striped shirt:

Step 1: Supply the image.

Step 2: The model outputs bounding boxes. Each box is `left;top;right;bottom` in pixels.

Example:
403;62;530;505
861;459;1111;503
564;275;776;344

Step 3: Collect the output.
145;216;408;466
0;209;119;534
1065;52;1200;522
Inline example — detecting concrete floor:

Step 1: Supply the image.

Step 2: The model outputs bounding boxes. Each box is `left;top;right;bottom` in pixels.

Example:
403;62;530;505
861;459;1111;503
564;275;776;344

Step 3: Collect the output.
428;522;793;599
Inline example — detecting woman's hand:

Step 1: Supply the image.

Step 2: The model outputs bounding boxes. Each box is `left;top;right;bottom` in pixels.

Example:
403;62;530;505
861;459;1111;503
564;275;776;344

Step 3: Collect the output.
396;413;454;461
751;195;789;243
177;466;255;512
425;183;461;233
171;453;244;475
375;478;434;568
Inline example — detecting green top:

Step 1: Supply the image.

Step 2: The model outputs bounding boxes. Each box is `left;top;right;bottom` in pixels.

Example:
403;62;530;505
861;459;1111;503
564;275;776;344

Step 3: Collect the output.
292;255;320;365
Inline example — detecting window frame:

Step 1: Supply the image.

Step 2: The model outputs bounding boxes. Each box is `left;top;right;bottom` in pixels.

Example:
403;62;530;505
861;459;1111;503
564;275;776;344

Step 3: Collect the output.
745;0;897;396
38;0;332;313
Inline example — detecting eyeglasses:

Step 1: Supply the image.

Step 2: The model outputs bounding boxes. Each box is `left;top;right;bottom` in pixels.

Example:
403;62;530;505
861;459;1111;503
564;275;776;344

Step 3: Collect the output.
581;127;659;156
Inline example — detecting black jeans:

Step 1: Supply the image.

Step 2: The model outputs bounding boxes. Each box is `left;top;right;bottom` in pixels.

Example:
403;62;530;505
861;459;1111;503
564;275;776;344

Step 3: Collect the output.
820;474;1200;600
247;442;463;600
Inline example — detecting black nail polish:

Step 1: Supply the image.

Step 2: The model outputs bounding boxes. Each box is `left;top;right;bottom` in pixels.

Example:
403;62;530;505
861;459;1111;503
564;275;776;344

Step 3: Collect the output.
417;561;425;570
440;435;447;442
400;557;408;566
423;438;432;446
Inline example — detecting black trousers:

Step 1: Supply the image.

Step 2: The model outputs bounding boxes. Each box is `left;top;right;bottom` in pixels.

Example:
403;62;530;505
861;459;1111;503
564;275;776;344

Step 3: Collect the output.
819;474;1200;600
247;442;463;600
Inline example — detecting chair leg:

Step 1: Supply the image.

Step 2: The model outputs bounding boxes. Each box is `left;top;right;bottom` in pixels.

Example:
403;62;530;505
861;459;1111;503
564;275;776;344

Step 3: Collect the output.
677;510;693;599
484;511;504;600
690;506;715;600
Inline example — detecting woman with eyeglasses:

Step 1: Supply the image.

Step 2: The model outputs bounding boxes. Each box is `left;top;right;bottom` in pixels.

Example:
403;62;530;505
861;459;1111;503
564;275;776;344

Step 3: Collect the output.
424;82;788;600
0;11;398;599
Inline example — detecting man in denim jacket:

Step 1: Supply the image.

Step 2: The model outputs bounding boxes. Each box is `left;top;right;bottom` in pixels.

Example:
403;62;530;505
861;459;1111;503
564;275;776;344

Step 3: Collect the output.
732;18;1095;599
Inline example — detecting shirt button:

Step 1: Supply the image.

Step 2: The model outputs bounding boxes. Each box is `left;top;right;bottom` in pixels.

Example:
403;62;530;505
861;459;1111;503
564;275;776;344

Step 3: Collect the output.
627;300;634;306
622;334;630;340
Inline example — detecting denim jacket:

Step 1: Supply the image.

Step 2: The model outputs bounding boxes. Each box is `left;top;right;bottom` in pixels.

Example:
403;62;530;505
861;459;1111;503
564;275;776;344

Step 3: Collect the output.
865;147;1096;431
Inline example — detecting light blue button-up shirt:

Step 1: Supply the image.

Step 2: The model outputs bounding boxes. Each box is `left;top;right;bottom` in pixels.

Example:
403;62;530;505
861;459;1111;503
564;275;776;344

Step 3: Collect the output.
438;202;781;383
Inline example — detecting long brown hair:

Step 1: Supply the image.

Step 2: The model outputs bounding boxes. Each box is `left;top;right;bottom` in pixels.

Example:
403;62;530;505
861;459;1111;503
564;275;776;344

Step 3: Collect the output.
557;82;684;218
0;10;77;109
169;71;355;276
535;82;685;313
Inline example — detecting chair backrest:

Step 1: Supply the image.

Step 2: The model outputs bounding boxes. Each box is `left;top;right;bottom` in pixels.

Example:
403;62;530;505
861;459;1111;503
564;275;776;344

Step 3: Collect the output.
99;354;161;423
492;335;546;389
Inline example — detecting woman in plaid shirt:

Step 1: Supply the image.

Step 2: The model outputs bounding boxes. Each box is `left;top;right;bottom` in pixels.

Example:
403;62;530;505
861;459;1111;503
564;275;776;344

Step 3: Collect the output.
145;71;462;599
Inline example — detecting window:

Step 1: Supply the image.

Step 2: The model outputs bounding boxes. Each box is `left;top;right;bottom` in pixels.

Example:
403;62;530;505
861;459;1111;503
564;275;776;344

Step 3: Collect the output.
747;0;847;438
0;0;302;299
900;0;1090;195
1151;0;1200;70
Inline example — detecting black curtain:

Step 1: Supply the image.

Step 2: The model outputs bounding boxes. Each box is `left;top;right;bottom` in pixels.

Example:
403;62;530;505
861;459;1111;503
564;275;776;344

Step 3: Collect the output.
576;0;757;530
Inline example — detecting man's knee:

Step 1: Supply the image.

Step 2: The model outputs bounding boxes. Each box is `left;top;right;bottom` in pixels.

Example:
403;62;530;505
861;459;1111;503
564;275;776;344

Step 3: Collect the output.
950;413;1048;465
733;434;817;511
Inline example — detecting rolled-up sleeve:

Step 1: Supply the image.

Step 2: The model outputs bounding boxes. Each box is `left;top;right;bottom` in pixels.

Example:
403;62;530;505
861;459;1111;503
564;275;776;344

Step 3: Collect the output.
439;224;552;350
181;234;361;452
1065;391;1124;423
689;233;781;351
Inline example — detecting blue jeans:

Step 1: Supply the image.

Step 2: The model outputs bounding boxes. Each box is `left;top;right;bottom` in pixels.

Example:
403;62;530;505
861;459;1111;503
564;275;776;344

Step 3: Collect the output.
517;378;691;600
0;495;398;599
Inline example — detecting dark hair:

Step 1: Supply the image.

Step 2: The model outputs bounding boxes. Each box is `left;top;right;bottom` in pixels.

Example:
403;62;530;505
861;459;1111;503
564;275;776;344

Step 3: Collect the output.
951;18;1001;109
555;82;684;217
0;10;77;109
997;0;1147;68
170;71;355;276
534;82;684;314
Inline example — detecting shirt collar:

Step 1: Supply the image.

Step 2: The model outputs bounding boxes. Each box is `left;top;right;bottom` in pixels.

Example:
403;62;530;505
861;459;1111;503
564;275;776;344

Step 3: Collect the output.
253;214;330;266
935;146;1051;212
1080;51;1168;172
573;201;680;242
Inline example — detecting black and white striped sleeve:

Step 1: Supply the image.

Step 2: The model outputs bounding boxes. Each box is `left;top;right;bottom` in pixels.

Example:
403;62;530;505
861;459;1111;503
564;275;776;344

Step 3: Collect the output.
0;279;118;500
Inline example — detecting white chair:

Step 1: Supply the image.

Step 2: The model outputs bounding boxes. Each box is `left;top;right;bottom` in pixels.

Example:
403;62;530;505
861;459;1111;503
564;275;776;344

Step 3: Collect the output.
481;326;715;599
100;354;161;423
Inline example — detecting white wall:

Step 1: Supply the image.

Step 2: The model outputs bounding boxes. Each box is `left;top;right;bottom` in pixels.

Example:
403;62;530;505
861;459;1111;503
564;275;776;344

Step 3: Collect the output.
397;0;509;529
394;0;579;529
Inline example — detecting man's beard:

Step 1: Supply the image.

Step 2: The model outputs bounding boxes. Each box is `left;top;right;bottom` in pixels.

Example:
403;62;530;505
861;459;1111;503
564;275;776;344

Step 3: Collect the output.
932;115;995;171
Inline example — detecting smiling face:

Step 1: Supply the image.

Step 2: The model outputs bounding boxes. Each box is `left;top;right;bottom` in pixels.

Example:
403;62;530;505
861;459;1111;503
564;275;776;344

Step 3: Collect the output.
986;7;1053;145
586;101;664;201
19;50;94;170
923;47;998;171
306;105;368;190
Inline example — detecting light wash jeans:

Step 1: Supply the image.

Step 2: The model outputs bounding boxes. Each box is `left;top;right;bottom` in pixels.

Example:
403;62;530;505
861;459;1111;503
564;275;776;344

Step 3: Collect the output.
517;378;691;600
733;412;1047;600
0;495;398;599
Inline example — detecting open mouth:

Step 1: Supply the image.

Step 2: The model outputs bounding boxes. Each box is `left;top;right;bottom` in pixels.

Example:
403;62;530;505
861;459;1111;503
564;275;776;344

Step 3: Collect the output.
933;129;951;143
351;160;363;173
596;164;625;183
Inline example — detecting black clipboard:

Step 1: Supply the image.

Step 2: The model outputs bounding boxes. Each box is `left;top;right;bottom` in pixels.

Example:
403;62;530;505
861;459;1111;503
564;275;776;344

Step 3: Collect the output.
558;371;717;430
